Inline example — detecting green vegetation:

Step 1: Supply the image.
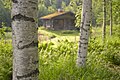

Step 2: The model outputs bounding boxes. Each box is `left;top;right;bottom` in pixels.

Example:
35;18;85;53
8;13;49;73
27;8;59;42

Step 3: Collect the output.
38;27;79;42
39;27;79;36
38;25;120;80
0;0;120;79
0;25;120;80
0;40;12;80
39;38;120;80
1;0;120;27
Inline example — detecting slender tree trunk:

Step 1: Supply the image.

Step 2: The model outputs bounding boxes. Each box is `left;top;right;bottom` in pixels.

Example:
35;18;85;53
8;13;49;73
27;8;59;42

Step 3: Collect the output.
64;0;70;6
110;0;112;36
76;0;92;67
102;0;106;42
56;0;62;9
44;0;51;7
12;0;39;80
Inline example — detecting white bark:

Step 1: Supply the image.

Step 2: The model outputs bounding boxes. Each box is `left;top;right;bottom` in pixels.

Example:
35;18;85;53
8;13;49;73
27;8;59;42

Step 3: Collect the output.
76;0;92;67
12;0;39;80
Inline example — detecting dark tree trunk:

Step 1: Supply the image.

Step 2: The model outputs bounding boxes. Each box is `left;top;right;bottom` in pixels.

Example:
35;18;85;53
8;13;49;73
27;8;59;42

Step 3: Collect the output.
64;0;70;6
110;0;112;36
102;0;106;42
56;0;62;9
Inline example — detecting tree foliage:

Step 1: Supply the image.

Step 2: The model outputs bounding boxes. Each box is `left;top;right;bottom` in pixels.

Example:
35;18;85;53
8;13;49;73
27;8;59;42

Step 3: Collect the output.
0;0;11;27
0;0;119;27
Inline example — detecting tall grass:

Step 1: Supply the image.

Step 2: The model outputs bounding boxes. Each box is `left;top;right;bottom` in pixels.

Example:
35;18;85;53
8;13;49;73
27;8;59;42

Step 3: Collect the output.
0;25;120;80
0;40;12;80
39;38;120;80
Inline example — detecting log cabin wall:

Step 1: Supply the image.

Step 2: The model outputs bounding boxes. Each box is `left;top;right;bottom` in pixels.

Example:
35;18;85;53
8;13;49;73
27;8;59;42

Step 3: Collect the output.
53;19;64;30
40;11;76;30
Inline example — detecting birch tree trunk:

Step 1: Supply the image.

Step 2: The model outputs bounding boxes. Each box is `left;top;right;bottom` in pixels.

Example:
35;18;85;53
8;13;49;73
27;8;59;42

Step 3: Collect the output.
110;0;112;36
12;0;39;80
76;0;92;67
102;0;106;42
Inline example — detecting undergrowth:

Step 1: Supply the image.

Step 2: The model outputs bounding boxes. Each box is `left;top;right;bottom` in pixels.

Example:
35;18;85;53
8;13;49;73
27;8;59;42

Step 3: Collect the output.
39;37;120;80
0;40;12;80
0;25;120;80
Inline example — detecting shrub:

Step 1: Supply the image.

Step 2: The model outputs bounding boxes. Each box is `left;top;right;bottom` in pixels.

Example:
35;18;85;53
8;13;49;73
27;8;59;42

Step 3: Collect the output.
0;40;12;80
0;27;6;39
104;41;120;66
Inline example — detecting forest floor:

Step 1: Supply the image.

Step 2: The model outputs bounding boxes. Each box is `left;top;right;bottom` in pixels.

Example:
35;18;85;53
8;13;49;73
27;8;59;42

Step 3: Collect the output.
0;25;120;80
38;27;80;42
37;26;120;80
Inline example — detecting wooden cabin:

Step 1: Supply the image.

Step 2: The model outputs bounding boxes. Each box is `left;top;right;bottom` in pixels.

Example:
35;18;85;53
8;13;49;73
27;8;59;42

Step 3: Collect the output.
40;11;75;30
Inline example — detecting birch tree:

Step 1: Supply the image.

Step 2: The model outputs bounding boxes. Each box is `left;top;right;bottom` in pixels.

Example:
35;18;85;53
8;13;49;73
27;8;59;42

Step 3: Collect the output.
76;0;92;67
12;0;39;80
102;0;106;42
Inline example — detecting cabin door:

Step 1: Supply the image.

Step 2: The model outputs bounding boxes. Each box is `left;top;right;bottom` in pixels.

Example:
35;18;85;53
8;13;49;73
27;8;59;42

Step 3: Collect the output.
58;20;64;30
54;19;64;30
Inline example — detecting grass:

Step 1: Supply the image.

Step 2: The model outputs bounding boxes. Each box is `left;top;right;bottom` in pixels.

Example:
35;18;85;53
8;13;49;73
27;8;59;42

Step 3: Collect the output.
38;27;79;36
39;38;120;80
5;32;12;40
38;26;120;80
38;27;80;42
0;25;120;80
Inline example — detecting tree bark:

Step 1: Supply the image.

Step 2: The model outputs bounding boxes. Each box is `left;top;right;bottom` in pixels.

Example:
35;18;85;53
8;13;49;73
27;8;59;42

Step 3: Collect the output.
12;0;39;80
44;0;51;7
102;0;106;42
56;0;62;9
76;0;92;67
110;0;112;36
64;0;70;6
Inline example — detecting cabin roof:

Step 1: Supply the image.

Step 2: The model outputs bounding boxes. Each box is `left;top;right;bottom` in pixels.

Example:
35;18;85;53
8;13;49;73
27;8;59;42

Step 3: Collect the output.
40;11;75;20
